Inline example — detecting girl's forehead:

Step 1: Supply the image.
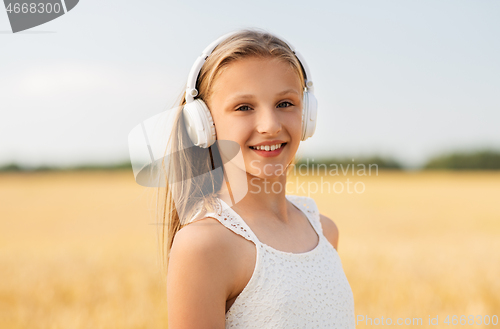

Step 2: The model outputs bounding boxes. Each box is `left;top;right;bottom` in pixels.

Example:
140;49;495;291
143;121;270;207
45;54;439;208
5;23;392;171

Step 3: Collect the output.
223;56;293;74
210;57;302;96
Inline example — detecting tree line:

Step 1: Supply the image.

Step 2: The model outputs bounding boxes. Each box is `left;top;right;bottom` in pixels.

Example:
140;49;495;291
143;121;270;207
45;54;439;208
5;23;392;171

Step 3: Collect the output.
1;149;500;171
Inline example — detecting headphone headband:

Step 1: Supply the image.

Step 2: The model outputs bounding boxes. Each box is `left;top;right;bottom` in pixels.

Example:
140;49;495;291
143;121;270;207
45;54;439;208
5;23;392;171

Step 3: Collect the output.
185;30;314;103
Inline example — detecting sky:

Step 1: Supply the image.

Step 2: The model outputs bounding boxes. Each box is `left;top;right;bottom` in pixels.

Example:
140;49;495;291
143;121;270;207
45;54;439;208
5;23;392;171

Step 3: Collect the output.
0;0;499;169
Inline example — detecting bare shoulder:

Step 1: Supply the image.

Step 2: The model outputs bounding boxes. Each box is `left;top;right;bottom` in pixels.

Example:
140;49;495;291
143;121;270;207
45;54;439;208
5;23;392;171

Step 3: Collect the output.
172;216;233;261
319;213;339;251
169;216;236;279
167;217;236;328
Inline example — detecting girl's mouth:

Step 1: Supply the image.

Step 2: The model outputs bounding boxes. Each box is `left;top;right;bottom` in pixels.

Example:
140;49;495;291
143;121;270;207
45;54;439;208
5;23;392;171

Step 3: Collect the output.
249;143;287;157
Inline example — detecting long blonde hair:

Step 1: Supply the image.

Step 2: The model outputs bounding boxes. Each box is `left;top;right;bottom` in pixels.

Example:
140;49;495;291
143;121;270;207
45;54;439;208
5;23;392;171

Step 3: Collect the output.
157;28;306;274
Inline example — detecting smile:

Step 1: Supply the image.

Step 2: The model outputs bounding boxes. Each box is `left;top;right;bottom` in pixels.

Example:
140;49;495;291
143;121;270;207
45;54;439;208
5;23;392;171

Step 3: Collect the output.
248;143;287;157
249;143;286;151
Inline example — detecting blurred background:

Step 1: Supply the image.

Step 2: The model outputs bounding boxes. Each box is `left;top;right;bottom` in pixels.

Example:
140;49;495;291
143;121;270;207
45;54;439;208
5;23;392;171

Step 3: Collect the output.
1;0;499;328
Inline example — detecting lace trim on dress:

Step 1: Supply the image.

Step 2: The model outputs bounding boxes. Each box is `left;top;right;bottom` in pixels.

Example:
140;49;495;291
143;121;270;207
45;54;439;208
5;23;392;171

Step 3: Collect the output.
212;199;260;244
201;195;325;256
286;194;323;235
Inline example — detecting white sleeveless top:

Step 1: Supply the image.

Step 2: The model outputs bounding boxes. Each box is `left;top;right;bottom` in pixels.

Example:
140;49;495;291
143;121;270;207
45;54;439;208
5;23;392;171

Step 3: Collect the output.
201;195;356;328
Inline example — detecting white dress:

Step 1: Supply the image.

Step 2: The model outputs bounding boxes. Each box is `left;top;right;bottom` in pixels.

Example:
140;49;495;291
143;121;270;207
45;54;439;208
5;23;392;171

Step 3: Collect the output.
200;195;356;328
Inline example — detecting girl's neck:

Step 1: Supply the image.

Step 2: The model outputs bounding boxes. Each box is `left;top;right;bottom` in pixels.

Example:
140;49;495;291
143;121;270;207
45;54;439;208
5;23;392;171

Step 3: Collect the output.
217;172;293;225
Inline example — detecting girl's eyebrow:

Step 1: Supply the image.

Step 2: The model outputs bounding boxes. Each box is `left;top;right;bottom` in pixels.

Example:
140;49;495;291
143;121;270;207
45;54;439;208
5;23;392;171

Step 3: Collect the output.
228;89;300;101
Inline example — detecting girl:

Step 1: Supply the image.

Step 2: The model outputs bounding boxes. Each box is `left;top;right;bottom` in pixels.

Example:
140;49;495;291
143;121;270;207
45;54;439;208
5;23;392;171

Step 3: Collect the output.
160;28;355;328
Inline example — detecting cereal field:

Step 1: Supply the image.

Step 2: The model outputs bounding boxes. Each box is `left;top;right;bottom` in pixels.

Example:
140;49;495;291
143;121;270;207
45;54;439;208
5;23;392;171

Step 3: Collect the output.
0;170;499;328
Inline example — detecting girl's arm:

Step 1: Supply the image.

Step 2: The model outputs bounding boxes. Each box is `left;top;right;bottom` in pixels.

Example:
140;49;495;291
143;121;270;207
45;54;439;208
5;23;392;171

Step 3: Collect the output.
320;214;339;251
167;218;232;329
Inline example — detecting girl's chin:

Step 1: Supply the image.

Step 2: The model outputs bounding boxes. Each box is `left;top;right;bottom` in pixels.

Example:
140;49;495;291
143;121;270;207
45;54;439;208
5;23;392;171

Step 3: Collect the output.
246;166;288;178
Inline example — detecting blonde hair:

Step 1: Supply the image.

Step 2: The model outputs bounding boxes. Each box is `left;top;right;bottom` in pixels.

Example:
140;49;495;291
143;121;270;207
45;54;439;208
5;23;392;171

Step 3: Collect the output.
158;28;307;274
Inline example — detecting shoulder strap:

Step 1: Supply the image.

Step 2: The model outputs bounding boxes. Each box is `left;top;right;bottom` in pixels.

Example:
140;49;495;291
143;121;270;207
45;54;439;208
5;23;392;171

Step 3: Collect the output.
286;195;323;235
202;199;261;245
193;196;322;243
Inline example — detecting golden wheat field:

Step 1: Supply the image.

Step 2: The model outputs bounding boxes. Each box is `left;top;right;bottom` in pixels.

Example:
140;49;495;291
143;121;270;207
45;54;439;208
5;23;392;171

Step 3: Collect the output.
0;170;499;328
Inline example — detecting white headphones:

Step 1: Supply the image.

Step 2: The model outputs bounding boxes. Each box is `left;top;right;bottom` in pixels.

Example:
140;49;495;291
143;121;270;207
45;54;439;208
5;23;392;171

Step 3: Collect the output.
182;30;318;148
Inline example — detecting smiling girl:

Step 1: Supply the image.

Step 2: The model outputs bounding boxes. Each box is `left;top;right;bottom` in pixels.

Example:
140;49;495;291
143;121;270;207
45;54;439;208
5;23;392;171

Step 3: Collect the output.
161;28;355;328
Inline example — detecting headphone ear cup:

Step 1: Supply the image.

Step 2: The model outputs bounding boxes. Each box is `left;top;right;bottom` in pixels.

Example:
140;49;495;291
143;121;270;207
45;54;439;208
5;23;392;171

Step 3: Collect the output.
182;99;216;148
301;91;318;141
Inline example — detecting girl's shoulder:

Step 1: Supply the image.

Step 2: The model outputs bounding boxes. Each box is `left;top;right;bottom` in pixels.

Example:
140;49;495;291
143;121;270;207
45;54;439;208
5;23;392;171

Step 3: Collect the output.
318;213;339;250
172;215;256;304
287;195;339;250
171;216;251;284
286;195;321;226
175;216;247;261
168;217;247;325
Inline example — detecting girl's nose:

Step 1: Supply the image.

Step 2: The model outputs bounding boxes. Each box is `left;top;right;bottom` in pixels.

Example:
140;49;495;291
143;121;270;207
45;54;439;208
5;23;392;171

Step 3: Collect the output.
255;107;282;136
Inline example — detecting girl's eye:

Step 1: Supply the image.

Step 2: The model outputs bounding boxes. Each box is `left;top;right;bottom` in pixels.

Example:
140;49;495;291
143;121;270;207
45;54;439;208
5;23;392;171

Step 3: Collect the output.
235;102;294;111
236;105;252;112
277;101;293;108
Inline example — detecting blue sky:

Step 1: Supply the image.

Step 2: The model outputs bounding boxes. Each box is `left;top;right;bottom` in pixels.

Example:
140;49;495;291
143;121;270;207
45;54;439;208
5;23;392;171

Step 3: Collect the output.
1;0;499;169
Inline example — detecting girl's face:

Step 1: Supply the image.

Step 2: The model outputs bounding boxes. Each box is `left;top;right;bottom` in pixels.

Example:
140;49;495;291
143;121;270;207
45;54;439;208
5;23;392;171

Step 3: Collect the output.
207;56;303;179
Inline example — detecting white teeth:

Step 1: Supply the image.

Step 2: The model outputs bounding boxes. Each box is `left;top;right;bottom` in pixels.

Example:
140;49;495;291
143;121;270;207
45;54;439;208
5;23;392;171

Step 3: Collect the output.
250;143;284;151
